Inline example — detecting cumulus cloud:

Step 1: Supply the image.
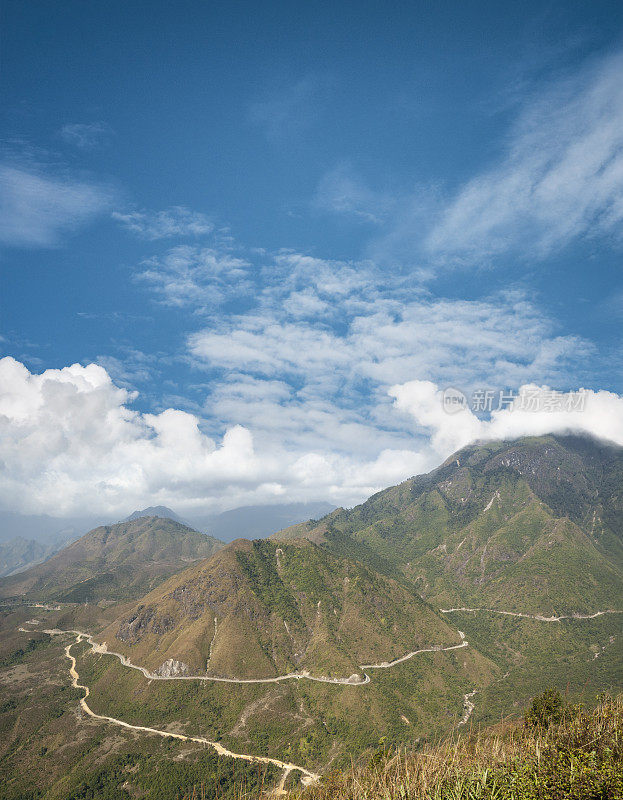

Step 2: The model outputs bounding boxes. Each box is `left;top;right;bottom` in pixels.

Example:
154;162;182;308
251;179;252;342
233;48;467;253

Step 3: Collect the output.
0;357;263;515
425;50;623;263
0;164;114;247
391;380;623;457
0;357;433;516
2;358;620;519
113;206;214;239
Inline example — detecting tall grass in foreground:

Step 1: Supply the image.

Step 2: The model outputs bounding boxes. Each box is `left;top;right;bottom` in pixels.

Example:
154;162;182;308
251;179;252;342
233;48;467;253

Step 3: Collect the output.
291;694;623;800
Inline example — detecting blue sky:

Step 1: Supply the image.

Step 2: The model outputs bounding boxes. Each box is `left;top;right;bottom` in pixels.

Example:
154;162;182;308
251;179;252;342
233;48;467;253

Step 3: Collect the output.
1;0;623;518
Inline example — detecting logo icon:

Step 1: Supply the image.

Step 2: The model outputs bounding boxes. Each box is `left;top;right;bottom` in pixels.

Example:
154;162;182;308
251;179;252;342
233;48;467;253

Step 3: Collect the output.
442;387;468;415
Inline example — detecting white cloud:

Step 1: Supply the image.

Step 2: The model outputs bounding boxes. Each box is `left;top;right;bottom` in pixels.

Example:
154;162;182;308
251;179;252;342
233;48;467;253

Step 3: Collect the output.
0;357;264;515
113;207;214;239
136;245;251;308
425;50;623;263
0;164;113;247
186;280;596;476
189;291;589;393
391;380;623;457
123;235;605;509
60;122;115;150
283;289;328;317
314;164;393;224
0;357;430;515
3;358;619;519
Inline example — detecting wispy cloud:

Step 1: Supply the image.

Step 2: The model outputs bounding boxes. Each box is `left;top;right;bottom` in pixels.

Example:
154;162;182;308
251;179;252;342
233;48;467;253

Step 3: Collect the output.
425;50;623;264
59;121;115;150
0;163;114;247
135;245;251;309
313;164;394;224
250;75;326;140
185;245;593;464
113;206;214;239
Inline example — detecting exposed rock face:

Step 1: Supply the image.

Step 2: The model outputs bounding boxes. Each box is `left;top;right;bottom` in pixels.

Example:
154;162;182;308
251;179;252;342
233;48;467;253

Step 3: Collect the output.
117;605;176;642
116;606;156;643
155;658;189;677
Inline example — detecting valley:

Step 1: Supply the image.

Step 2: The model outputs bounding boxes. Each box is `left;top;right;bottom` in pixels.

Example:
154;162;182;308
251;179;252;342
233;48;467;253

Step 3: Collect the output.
7;598;622;794
1;435;622;799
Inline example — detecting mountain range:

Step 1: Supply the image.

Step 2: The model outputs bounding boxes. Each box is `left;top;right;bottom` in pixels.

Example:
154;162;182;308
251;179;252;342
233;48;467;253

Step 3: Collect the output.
0;433;621;785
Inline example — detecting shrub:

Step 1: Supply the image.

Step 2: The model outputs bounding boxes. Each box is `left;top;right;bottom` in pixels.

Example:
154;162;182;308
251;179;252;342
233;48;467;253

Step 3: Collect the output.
524;688;564;729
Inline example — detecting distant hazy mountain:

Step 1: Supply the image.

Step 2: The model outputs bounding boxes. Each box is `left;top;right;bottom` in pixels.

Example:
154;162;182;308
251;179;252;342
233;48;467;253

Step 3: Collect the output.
0;516;223;602
0;537;49;577
0;510;103;546
124;506;187;524
0;526;90;577
275;434;623;615
188;501;336;542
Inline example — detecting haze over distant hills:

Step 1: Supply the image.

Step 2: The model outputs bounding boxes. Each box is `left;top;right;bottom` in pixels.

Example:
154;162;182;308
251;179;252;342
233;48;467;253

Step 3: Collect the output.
0;501;336;577
188;502;336;543
122;502;336;542
124;506;188;524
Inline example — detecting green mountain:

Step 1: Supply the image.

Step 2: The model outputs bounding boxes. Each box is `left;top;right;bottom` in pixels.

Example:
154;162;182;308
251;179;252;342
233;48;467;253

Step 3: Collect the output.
0;516;224;603
1;434;621;798
274;435;623;615
98;537;457;678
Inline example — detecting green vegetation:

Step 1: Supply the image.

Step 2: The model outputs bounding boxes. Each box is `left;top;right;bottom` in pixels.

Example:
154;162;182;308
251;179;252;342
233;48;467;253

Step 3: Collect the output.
60;751;276;800
2;435;623;799
298;693;623;800
0;609;275;800
277;435;623;616
236;540;304;627
97;536;457;679
0;633;50;668
524;689;564;729
445;611;623;725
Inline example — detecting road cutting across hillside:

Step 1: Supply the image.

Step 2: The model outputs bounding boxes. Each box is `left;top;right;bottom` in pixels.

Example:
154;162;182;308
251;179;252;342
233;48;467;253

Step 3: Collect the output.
21;626;468;685
440;608;623;621
18;606;621;791
17;623;470;792
62;633;319;791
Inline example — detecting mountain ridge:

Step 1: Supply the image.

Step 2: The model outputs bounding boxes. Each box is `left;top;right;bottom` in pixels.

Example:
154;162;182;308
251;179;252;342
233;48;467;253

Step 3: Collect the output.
0;516;224;603
96;536;458;679
273;434;623;614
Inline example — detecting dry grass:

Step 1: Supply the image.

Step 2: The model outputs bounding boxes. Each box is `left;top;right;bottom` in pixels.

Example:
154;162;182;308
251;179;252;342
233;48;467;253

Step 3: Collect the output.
279;694;623;800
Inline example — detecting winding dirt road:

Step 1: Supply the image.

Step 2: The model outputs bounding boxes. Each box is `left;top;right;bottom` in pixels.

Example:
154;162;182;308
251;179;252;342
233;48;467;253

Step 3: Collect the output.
440;608;623;622
19;607;620;791
27;627;467;686
361;630;468;669
19;624;468;792
63;633;319;791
